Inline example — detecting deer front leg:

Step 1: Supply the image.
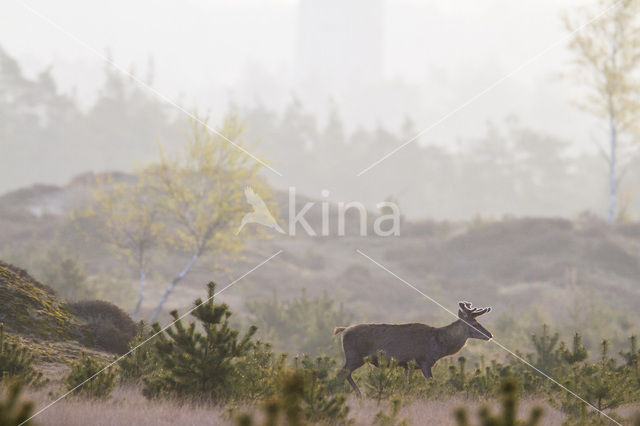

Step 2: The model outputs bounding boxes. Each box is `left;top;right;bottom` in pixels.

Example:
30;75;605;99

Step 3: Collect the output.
420;361;433;379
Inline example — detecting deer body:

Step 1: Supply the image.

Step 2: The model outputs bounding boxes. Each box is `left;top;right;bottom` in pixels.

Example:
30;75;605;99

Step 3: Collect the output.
335;302;492;396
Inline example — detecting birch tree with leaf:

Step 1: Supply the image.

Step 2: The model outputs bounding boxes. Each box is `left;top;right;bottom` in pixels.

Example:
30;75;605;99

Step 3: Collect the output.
148;114;270;322
83;174;163;320
564;0;640;223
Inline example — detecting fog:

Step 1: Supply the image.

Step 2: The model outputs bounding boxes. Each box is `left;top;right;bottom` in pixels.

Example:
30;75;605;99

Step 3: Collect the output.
1;0;639;218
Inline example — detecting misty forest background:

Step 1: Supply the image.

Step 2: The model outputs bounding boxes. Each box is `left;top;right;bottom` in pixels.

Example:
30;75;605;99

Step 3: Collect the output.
2;35;640;356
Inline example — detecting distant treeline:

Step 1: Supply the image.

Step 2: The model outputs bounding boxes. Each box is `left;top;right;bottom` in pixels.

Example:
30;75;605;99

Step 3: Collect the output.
2;45;639;219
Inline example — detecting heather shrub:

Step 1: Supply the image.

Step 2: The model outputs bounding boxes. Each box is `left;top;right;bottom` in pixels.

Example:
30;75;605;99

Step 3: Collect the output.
70;300;136;354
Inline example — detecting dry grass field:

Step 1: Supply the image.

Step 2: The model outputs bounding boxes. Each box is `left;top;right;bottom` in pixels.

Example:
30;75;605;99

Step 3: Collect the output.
23;385;572;426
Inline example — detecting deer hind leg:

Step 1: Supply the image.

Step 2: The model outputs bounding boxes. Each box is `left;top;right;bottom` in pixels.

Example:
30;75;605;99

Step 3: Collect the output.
342;355;364;397
346;372;362;397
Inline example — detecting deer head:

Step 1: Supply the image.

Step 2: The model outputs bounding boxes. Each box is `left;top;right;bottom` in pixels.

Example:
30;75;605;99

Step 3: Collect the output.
458;301;492;340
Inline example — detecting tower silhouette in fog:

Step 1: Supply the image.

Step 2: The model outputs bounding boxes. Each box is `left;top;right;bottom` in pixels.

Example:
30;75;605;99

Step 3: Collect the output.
295;0;384;88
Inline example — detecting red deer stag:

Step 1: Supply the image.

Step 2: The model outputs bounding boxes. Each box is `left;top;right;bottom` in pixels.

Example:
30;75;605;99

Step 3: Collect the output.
334;301;492;396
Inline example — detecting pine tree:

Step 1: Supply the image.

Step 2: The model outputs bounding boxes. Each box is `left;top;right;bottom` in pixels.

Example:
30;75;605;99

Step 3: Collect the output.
143;282;257;401
363;351;404;403
293;354;349;423
0;324;43;387
373;397;409;426
530;325;560;374
455;377;543;426
118;322;157;383
581;340;629;412
65;354;116;399
235;372;307;426
447;357;467;392
558;333;588;366
0;382;35;426
556;333;589;417
620;335;639;374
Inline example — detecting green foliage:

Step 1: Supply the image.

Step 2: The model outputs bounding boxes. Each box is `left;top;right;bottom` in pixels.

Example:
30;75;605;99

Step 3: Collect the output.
236;372;307;426
558;333;588;366
247;290;350;357
447;357;467;392
118;322;157;383
454;377;543;426
530;324;560;374
143;282;257;401
557;339;634;424
362;351;406;403
0;324;43;387
581;341;631;412
148;114;271;319
81;172;163;320
0;381;36;426
231;341;287;400
292;355;349;423
620;335;639;376
235;370;350;426
64;354;116;399
373;398;409;426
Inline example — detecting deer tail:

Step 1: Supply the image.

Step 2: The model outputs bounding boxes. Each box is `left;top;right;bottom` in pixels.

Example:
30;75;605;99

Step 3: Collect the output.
333;326;346;335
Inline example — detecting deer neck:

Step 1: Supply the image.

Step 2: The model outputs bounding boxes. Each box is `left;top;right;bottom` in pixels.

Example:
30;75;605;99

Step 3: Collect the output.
436;320;469;359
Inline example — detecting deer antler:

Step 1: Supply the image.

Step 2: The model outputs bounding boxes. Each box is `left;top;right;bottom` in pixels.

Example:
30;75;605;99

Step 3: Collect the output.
458;302;491;317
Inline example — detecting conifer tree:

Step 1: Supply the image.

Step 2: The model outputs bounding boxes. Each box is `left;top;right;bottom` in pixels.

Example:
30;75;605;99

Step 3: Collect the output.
143;282;257;401
118;322;157;383
363;351;404;403
373;397;409;426
0;382;35;426
620;335;639;373
581;340;629;412
292;354;349;423
65;354;116;399
558;333;589;366
455;377;543;426
530;325;560;374
235;372;307;426
557;333;589;418
0;324;43;387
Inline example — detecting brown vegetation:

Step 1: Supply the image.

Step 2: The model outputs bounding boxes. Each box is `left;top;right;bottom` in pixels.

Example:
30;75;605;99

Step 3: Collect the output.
24;385;566;426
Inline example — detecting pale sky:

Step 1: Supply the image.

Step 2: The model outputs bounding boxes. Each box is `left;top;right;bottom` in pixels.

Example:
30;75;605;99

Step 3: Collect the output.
2;0;600;150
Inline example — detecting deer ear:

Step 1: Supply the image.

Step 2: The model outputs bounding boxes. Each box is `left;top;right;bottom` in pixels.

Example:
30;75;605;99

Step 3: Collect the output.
457;309;466;319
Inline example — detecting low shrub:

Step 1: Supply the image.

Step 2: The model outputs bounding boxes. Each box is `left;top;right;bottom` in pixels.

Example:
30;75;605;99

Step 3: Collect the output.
70;300;136;354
